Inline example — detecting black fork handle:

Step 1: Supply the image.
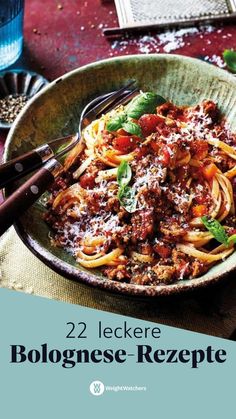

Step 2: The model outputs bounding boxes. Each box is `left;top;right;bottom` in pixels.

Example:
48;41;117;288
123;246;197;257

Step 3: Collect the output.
0;144;54;189
0;159;62;237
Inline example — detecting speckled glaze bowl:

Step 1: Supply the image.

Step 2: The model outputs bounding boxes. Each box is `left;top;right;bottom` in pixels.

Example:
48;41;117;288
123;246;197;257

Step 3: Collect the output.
4;54;236;297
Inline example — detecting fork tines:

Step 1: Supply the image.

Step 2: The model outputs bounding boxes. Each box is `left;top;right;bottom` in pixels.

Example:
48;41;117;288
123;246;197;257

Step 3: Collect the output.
84;80;137;122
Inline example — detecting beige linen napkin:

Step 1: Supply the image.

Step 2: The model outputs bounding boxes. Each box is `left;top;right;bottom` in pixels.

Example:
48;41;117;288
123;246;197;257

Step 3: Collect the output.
1;228;236;338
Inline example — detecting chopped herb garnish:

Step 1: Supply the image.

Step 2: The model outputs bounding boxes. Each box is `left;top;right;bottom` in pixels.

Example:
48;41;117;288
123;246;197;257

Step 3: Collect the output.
223;49;236;73
106;112;126;132
122;120;142;137
126;92;166;119
118;185;137;213
106;92;166;134
117;160;132;188
201;215;236;247
228;234;236;245
117;160;137;213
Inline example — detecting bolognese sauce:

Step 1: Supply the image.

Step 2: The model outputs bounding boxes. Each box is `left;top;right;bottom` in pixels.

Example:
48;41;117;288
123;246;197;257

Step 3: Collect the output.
44;92;236;285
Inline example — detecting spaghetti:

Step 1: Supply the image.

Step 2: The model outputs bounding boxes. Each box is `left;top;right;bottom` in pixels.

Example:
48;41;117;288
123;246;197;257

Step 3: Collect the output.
45;94;236;285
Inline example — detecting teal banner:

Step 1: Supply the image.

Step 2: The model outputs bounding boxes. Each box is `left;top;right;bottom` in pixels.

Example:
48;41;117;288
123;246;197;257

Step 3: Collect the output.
0;288;235;418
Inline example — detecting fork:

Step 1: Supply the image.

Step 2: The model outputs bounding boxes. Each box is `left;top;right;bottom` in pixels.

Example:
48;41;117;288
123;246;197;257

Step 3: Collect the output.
0;82;138;236
0;80;137;189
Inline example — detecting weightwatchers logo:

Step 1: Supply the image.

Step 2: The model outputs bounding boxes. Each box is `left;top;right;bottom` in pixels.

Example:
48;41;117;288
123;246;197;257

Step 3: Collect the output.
89;381;105;396
89;381;147;396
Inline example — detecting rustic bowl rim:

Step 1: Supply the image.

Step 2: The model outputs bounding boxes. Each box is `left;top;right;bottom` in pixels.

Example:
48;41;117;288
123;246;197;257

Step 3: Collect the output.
4;53;236;298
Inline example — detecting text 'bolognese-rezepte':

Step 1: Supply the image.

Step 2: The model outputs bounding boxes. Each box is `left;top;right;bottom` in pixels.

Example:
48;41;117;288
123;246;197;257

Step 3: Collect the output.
44;91;236;285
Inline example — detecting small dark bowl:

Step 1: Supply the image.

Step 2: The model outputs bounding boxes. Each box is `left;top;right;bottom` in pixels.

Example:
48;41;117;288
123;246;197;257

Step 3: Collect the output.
0;69;49;130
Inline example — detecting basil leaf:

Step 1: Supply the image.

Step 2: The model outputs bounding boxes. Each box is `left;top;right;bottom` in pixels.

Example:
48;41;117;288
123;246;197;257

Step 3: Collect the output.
201;216;229;245
117;160;132;188
106;112;126;132
228;234;236;245
223;50;236;73
118;186;137;213
122;120;142;137
117;161;137;212
126;92;166;119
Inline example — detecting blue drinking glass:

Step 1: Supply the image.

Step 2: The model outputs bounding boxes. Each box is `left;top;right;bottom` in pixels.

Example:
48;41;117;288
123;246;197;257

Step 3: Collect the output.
0;0;24;70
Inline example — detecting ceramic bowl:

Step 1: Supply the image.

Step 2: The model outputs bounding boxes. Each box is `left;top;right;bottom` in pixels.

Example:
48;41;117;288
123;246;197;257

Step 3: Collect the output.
0;69;49;129
4;54;236;297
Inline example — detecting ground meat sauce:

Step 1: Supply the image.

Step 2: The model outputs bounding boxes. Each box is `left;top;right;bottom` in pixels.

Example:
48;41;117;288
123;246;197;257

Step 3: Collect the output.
45;99;236;285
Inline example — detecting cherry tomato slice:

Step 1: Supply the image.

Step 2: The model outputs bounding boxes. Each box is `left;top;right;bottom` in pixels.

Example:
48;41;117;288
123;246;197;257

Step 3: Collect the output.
150;140;159;153
138;114;163;137
135;144;149;160
160;146;170;166
79;173;96;189
113;135;139;153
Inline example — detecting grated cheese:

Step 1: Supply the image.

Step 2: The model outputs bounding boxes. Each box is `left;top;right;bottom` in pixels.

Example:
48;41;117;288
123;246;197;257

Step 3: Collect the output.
111;25;216;55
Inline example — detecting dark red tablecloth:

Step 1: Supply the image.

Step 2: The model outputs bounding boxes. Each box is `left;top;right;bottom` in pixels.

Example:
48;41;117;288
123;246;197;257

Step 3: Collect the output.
1;0;236;167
